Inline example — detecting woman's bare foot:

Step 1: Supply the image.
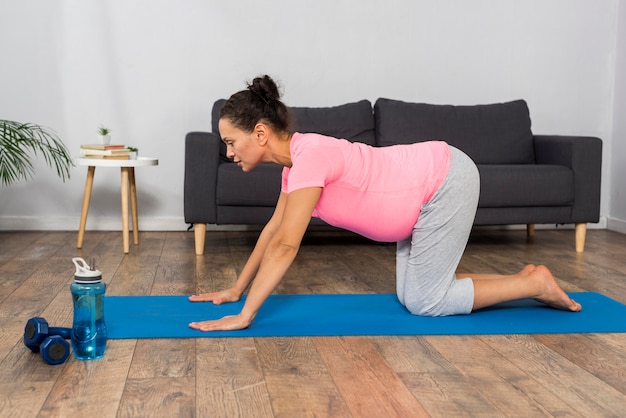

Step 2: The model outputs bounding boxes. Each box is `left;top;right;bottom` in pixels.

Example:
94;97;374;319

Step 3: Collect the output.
531;265;582;312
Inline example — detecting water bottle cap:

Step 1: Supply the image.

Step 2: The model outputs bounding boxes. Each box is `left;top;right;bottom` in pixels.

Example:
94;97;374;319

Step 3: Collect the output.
72;257;102;283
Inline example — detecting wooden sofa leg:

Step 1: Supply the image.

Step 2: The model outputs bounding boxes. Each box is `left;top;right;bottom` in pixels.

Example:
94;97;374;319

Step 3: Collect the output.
575;223;587;253
194;223;207;255
526;224;535;237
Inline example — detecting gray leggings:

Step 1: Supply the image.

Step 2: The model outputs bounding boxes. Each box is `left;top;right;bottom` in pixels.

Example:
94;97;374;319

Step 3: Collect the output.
396;146;480;316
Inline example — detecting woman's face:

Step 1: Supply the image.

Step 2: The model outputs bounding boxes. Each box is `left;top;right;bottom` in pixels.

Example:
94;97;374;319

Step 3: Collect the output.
218;118;266;172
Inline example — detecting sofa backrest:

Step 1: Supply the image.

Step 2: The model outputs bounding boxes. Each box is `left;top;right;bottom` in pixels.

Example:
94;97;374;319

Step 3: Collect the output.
211;99;376;151
290;100;376;146
374;98;535;164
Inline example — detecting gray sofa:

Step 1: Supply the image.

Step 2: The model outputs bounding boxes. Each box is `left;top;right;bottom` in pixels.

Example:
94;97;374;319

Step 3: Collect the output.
185;98;602;255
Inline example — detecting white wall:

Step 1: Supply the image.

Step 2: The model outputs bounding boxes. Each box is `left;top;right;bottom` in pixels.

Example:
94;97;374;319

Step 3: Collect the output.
610;1;626;233
0;0;620;232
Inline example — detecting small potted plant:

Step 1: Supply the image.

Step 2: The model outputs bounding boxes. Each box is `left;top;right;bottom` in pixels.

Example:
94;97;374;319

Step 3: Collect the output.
97;125;111;145
128;146;138;160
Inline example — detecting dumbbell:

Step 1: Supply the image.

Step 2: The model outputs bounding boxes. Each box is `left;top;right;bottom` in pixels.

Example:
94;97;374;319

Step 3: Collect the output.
24;317;71;365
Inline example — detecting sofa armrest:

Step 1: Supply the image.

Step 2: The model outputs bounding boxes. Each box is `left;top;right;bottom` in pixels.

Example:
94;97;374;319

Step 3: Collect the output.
184;131;222;225
534;135;602;222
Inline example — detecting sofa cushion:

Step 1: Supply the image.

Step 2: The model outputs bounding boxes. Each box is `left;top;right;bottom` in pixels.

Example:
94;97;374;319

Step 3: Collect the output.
478;165;574;208
374;98;535;164
290;100;376;146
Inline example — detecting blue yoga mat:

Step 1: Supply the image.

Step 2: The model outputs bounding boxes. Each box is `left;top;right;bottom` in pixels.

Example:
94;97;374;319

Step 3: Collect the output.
105;292;626;339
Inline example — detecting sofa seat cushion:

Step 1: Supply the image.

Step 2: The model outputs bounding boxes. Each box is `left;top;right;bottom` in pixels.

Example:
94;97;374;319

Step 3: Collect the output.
216;163;281;206
216;163;573;209
477;165;574;208
375;98;535;164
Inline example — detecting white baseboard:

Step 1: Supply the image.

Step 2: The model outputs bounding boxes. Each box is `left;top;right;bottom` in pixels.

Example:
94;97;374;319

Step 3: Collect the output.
607;217;626;234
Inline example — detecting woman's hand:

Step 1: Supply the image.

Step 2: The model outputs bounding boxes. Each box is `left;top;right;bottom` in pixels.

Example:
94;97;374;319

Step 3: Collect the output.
188;289;251;331
188;188;321;333
188;287;241;305
189;314;251;332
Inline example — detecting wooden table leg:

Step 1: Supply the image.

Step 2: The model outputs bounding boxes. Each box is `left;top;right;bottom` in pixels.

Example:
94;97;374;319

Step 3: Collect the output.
121;167;130;254
77;166;96;249
129;167;139;245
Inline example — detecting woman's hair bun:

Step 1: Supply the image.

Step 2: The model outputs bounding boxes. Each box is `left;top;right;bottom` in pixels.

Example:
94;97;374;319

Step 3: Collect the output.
248;75;281;103
220;74;293;134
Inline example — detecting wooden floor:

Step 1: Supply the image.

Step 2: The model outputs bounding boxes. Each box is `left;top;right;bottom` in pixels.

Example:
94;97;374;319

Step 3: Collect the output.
1;228;625;417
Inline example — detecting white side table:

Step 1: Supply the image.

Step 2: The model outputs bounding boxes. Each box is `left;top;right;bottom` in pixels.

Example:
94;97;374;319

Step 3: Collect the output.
75;157;159;253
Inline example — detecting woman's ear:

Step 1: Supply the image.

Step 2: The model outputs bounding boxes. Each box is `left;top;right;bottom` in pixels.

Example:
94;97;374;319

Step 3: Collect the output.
254;123;270;146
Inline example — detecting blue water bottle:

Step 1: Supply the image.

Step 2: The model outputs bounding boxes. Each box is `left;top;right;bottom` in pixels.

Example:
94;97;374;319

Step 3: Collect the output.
71;257;107;360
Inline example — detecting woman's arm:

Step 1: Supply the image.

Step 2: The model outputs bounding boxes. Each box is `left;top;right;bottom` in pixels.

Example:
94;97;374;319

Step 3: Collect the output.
189;191;289;304
189;187;322;331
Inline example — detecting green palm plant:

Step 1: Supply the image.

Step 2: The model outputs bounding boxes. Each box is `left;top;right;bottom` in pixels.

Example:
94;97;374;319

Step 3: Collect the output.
0;120;73;186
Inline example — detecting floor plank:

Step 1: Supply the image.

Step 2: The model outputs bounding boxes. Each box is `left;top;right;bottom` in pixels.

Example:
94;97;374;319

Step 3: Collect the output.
533;333;626;395
425;335;566;417
315;336;429;417
118;377;196;418
483;334;626;417
372;336;504;417
257;337;351;417
39;339;136;417
195;338;274;417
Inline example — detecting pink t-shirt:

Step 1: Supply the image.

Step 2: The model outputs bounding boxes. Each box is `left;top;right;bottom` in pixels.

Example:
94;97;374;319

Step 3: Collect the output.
281;133;451;242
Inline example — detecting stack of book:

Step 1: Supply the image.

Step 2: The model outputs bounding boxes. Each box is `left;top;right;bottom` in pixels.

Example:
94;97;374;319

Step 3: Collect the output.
80;144;132;160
